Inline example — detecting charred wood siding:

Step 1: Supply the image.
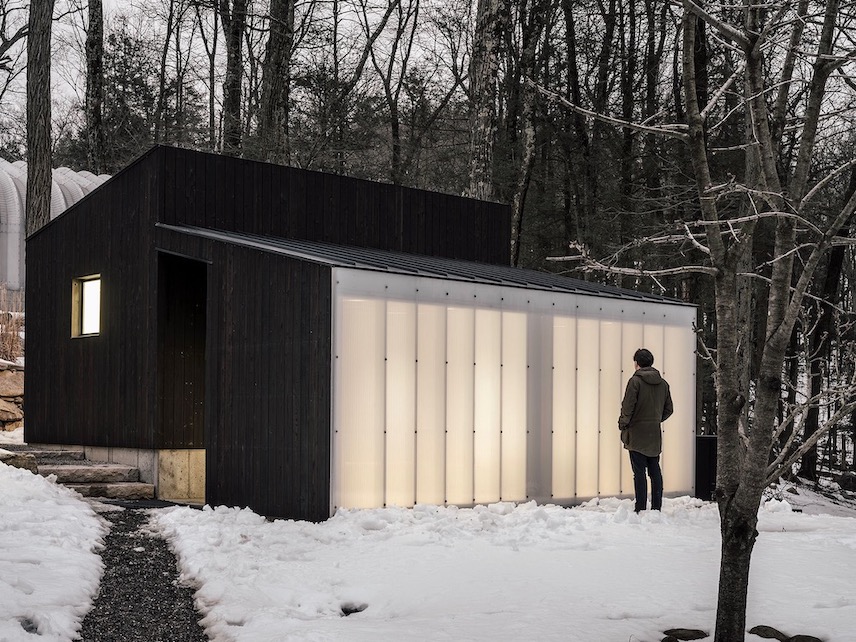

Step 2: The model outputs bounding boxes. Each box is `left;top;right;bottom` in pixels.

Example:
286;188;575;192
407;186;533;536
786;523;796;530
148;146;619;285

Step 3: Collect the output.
25;145;505;520
154;227;332;521
207;248;331;521
159;146;511;265
24;151;161;448
228;249;329;520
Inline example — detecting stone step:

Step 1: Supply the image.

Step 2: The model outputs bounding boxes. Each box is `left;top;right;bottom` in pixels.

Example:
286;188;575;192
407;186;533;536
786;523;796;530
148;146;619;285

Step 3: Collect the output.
64;482;155;500
31;449;86;462
39;463;140;484
0;444;86;461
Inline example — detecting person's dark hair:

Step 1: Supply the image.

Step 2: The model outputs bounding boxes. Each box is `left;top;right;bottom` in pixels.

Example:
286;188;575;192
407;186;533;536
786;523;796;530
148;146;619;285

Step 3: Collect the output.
634;348;654;368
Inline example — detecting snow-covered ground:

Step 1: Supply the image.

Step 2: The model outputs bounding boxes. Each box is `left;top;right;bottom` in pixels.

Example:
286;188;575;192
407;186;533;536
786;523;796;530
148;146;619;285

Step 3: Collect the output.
0;461;106;641
151;496;856;642
2;427;855;641
0;426;24;445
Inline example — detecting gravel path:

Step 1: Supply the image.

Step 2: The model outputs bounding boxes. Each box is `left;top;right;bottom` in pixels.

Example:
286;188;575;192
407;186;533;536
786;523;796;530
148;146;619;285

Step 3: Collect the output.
79;506;208;641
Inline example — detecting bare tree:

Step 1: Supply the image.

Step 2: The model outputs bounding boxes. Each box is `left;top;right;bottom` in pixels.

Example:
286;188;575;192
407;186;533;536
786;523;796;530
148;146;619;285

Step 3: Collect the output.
291;0;400;172
509;0;546;266
365;0;420;184
0;1;28;104
534;1;856;638
257;0;296;163
193;0;220;150
154;0;179;143
26;0;55;236
799;168;856;480
85;0;105;172
219;0;248;155
466;0;509;202
680;3;855;639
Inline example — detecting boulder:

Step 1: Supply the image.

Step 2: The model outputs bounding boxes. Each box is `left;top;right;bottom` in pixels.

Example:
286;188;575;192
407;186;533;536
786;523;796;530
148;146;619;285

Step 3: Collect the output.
0;369;23;398
0;398;23;424
0;449;38;473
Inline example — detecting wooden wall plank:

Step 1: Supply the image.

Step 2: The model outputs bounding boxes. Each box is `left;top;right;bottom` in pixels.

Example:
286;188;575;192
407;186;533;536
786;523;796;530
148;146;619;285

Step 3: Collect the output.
157;146;510;263
25;147;163;449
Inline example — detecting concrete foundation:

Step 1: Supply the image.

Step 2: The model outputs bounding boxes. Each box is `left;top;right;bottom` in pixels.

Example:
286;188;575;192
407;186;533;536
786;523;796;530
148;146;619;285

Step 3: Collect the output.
34;444;205;505
157;449;205;503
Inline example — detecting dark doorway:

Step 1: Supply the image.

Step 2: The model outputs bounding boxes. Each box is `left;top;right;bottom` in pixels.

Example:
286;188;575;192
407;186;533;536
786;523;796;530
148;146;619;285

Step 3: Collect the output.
157;253;207;447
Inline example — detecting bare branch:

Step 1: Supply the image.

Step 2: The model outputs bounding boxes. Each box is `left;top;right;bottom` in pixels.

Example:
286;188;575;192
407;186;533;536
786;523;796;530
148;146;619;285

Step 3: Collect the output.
800;158;856;210
683;222;712;254
700;60;745;122
738;272;852;312
695;327;717;371
680;0;750;50
525;78;689;141
546;242;717;279
0;24;27;61
765;399;856;486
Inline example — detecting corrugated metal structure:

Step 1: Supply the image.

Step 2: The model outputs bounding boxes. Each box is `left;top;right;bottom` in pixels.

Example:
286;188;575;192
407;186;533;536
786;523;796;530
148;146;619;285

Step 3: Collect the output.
25;145;696;521
0;159;109;292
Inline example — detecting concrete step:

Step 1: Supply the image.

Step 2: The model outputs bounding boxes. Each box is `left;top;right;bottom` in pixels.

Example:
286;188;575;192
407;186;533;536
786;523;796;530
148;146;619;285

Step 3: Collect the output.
39;463;140;484
64;482;155;500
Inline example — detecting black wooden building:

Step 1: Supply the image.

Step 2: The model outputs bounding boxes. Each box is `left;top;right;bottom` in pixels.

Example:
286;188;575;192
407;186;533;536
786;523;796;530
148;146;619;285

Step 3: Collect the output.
25;145;697;521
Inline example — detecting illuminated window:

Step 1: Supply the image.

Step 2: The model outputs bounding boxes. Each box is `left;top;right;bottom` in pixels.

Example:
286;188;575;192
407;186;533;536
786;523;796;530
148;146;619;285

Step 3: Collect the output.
72;275;101;337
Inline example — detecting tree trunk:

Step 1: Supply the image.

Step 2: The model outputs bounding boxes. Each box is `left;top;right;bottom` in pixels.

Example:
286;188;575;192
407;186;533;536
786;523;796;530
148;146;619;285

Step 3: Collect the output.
510;0;545;266
466;0;508;202
618;0;636;254
799;167;856;479
259;0;298;164
561;0;592;244
85;0;105;173
714;505;758;642
220;0;248;156
154;0;176;143
195;3;219;150
26;0;55;237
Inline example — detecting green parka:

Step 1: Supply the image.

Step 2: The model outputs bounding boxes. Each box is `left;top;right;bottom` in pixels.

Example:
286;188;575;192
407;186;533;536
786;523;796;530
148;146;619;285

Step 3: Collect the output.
618;367;673;457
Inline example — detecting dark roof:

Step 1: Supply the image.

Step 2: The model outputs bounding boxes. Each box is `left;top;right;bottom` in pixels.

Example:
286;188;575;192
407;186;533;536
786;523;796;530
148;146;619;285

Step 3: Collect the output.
159;224;690;305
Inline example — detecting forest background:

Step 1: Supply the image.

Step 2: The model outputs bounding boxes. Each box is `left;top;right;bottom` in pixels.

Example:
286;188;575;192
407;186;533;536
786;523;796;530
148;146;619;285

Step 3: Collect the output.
3;0;855;482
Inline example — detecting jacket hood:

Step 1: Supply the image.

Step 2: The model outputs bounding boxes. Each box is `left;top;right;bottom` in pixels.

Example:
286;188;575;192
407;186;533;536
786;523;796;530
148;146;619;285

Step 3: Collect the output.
634;367;664;385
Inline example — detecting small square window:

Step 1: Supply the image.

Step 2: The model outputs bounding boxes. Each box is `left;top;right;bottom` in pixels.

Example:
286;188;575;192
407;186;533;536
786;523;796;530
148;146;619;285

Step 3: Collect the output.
72;275;101;337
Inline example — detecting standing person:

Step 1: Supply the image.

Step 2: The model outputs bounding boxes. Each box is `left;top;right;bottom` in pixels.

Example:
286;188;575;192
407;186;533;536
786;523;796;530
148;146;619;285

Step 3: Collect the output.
619;348;673;512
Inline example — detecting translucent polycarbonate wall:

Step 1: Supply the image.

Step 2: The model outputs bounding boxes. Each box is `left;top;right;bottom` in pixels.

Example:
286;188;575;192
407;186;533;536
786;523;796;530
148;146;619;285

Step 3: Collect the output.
331;268;696;512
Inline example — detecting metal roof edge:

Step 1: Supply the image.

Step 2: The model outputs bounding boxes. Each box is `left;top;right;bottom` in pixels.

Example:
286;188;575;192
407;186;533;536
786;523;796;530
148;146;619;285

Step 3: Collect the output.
158;224;696;308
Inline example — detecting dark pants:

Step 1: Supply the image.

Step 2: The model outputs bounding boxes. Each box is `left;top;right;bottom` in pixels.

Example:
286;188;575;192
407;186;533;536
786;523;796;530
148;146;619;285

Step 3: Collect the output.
629;450;662;512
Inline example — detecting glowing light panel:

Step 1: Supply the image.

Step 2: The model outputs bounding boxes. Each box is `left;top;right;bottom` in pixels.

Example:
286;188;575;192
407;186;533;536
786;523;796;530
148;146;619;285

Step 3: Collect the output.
552;316;577;499
416;303;446;504
575;318;599;498
385;301;417;507
598;321;622;496
501;311;527;501
662;324;696;493
474;309;501;503
337;298;385;508
446;307;475;504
